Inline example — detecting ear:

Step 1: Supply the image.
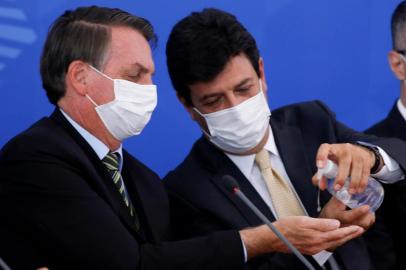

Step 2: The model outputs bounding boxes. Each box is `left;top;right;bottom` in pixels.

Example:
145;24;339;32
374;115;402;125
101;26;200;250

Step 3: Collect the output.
177;92;211;134
388;51;406;80
258;57;268;93
66;60;91;96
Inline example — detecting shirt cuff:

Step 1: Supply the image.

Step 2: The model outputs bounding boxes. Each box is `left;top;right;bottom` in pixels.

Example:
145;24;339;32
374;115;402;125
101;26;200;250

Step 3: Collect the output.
372;146;405;183
241;238;248;263
356;141;405;183
312;250;332;266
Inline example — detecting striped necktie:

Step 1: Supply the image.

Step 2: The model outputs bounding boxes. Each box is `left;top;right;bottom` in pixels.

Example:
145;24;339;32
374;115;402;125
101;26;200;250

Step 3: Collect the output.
102;151;140;231
255;148;305;218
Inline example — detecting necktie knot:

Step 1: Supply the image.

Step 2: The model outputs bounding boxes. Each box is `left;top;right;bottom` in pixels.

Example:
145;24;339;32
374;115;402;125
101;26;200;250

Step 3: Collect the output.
255;148;271;171
254;148;305;218
102;151;120;171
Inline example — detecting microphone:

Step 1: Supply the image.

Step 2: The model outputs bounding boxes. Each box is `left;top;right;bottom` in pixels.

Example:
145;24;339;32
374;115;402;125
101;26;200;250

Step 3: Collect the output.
221;175;315;270
0;256;11;270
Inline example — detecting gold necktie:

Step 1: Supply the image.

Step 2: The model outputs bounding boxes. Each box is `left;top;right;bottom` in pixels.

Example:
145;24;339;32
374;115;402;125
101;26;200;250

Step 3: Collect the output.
255;148;305;218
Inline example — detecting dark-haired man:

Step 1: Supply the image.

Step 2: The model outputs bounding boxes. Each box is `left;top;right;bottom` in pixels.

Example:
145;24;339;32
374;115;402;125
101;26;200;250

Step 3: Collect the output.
164;8;406;270
0;5;364;270
364;1;406;269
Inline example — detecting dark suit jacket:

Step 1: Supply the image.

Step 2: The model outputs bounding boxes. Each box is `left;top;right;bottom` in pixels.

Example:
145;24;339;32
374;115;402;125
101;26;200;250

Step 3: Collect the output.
164;101;406;270
364;102;406;270
0;109;244;270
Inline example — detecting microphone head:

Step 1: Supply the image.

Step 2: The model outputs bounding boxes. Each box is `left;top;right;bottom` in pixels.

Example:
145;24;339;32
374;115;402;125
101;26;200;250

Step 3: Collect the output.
221;175;240;193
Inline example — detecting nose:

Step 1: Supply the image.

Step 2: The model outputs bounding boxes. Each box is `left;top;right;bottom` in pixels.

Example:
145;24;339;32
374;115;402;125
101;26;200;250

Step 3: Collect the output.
145;75;153;85
224;92;243;108
139;74;153;85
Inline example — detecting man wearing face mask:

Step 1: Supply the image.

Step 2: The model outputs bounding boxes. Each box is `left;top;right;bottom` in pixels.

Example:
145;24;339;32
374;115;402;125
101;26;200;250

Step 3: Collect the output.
363;1;406;269
163;8;406;270
0;6;352;270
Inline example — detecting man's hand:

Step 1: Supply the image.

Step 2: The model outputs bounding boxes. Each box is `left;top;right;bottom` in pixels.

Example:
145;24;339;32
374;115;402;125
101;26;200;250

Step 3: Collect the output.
312;143;376;194
319;197;375;230
240;216;364;260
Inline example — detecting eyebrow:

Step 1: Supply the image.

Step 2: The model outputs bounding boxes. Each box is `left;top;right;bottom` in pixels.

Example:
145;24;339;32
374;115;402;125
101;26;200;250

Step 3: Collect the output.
198;77;253;103
235;78;253;89
126;63;155;76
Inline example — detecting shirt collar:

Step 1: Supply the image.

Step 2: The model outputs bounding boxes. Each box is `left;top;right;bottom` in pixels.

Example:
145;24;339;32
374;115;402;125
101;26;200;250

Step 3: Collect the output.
225;126;278;179
397;99;406;122
59;109;123;162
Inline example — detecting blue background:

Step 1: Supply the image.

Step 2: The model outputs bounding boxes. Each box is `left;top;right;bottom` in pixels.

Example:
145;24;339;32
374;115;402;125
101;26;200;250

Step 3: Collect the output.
0;0;403;177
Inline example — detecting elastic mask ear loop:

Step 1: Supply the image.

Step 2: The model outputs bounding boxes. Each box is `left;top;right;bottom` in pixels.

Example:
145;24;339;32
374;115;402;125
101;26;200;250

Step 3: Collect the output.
86;65;114;107
86;94;99;107
193;107;205;117
399;53;406;63
193;107;213;137
89;65;113;81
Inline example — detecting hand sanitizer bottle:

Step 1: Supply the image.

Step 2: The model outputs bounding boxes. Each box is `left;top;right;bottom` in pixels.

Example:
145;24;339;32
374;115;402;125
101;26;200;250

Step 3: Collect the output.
317;160;384;212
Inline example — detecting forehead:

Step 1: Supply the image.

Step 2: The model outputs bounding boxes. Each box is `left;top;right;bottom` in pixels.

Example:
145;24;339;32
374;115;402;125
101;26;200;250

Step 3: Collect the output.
104;26;154;73
190;54;257;94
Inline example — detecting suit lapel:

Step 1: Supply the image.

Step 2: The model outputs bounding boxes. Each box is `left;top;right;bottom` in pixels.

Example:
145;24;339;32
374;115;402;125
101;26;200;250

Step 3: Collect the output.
197;138;276;225
121;153;162;243
50;109;143;239
387;103;406;141
270;118;319;217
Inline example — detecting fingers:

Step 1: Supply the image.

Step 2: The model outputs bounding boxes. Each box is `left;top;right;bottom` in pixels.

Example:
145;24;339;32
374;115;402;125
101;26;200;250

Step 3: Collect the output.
315;143;331;170
324;225;365;252
368;212;376;228
298;216;340;232
334;144;351;191
324;225;364;244
318;197;346;220
315;143;374;194
340;206;375;229
360;159;371;193
274;216;364;255
337;205;370;224
315;143;349;190
352;145;374;193
338;144;372;194
355;212;375;230
349;155;363;193
319;197;376;230
298;225;364;255
314;143;334;189
311;173;327;190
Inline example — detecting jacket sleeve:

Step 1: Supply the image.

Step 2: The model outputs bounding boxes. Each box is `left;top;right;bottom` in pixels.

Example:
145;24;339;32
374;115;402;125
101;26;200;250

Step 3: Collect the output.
0;157;245;270
316;100;406;172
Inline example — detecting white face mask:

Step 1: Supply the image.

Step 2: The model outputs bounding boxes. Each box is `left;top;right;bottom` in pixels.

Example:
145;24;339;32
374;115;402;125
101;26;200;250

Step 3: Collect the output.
86;65;157;141
194;80;271;154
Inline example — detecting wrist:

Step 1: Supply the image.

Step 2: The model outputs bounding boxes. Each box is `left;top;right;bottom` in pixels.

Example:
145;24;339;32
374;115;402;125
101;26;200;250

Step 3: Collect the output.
240;225;276;260
352;142;383;174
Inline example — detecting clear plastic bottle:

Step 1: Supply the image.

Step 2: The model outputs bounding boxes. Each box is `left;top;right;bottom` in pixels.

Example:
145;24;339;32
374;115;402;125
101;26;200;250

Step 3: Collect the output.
317;160;384;212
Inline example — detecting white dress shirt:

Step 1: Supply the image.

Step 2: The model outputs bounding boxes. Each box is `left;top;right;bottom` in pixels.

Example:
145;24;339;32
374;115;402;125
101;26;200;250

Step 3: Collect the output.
60;109;126;173
397;98;406;122
226;125;404;266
